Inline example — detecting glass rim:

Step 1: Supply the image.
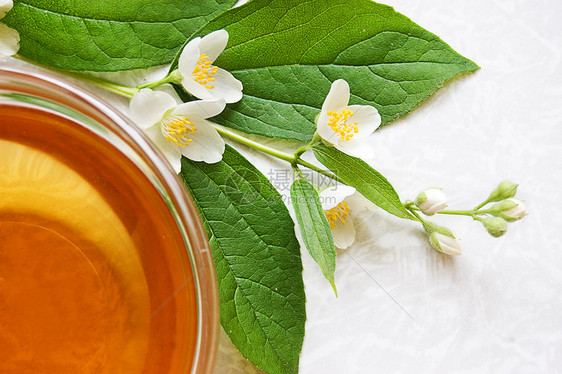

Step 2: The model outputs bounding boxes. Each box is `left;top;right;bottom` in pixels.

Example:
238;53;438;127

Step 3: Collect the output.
0;63;219;374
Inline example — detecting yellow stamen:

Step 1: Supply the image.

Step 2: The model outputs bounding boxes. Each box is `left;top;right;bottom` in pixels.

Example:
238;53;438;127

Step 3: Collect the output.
324;201;350;229
327;109;358;141
192;53;218;89
162;116;197;148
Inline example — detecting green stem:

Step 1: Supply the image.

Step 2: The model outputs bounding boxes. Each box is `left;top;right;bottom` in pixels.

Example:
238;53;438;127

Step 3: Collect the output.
434;209;477;216
474;199;490;210
214;126;343;183
13;54;138;98
136;70;181;90
475;209;494;215
408;205;478;218
293;132;324;167
294;145;310;160
215;126;294;162
298;158;343;184
405;206;431;232
72;74;138;98
136;77;172;90
292;165;306;180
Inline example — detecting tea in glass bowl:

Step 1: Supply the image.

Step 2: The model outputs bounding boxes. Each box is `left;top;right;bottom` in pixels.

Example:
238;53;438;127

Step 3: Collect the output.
0;66;218;374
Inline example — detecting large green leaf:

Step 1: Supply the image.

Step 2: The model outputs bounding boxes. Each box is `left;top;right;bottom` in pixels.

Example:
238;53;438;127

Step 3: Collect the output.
4;0;237;71
290;179;337;294
313;143;414;220
173;0;478;141
179;146;305;374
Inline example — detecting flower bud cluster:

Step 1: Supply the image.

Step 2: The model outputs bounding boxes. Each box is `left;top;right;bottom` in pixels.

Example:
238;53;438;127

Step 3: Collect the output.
408;180;526;257
478;181;526;238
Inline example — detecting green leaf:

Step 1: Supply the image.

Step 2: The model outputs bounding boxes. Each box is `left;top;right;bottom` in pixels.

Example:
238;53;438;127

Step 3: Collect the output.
290;179;337;294
179;145;305;374
312;143;413;220
4;0;237;71
172;0;478;141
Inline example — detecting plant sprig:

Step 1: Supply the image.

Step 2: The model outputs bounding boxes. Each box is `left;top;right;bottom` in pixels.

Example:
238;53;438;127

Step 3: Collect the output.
2;1;523;373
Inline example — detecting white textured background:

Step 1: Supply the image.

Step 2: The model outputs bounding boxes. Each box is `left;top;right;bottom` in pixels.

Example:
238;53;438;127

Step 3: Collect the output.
214;0;562;373
9;0;562;372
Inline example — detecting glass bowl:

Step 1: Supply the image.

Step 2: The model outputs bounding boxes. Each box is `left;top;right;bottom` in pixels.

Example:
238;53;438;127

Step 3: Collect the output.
0;64;218;373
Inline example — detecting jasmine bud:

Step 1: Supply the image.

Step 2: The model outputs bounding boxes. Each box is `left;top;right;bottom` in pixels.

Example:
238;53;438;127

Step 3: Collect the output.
490;198;526;222
427;225;462;256
415;188;447;215
481;216;508;237
487;180;518;203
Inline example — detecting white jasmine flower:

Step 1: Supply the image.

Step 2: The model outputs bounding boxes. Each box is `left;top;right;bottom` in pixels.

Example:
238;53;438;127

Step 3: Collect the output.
319;185;372;249
0;0;20;61
415;188;448;215
130;88;226;173
316;79;381;158
178;29;243;103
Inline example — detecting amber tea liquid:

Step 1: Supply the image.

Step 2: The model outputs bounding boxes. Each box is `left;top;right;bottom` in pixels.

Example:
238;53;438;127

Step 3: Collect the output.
0;104;198;373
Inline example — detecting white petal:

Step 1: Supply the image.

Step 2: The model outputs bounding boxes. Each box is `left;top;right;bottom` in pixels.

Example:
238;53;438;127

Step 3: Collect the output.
335;139;375;159
346;192;373;212
178;37;201;77
344;104;381;140
179;118;225;163
0;23;19;60
171;99;226;119
198;30;229;62
319;185;356;210
155;84;183;103
321;79;350;113
209;68;243;103
0;0;13;19
331;215;355;249
181;77;215;100
316;111;338;146
130;89;177;129
144;125;182;173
